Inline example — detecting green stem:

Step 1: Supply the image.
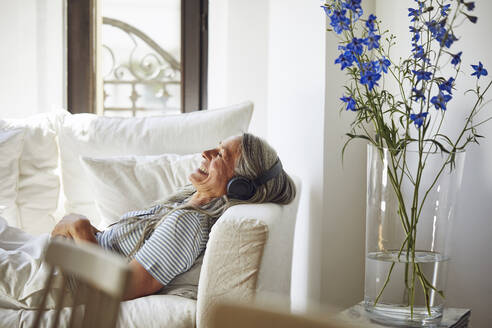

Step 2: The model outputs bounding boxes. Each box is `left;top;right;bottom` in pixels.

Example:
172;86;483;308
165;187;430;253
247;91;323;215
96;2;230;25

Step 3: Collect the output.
374;262;396;306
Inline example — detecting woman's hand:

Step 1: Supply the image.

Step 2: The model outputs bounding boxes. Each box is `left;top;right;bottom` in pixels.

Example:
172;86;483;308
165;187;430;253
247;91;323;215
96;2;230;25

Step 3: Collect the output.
51;214;100;244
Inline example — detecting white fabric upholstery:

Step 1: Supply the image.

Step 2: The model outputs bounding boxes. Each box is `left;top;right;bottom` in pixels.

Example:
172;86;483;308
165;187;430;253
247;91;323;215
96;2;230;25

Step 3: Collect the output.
80;153;202;228
196;176;301;328
0;294;197;328
57;102;253;227
0;113;63;235
0;128;25;227
118;294;196;328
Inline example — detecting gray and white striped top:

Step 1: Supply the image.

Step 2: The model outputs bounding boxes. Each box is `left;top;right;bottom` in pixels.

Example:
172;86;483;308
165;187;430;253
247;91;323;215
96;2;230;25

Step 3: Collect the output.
95;204;209;286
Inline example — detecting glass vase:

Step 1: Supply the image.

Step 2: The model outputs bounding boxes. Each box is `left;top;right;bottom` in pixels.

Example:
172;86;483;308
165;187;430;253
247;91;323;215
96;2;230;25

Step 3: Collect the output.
364;144;465;326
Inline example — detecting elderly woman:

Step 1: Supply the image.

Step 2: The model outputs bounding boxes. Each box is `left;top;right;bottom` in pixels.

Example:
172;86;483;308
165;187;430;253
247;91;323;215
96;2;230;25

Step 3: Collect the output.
51;133;296;300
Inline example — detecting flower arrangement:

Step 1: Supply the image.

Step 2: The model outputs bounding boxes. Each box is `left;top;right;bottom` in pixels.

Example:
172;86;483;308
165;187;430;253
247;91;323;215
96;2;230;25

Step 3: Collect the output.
321;0;491;319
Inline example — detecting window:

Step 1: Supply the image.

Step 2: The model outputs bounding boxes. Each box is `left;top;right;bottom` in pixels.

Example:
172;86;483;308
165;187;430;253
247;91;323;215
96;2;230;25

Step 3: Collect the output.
67;0;207;115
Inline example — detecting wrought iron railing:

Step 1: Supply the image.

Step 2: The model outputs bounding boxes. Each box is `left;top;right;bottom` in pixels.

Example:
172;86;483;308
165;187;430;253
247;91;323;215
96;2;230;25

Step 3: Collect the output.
102;17;181;116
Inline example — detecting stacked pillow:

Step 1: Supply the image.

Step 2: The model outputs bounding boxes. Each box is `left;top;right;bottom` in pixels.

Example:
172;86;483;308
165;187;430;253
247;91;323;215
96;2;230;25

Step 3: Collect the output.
80;153;203;227
0;113;62;234
0;128;25;226
0;101;253;234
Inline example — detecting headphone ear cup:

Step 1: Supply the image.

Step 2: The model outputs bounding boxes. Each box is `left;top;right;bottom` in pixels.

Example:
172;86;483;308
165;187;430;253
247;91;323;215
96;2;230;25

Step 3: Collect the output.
227;177;256;200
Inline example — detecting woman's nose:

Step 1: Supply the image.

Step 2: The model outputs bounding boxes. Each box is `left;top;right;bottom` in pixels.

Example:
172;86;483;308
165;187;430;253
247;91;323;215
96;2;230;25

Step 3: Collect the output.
203;148;218;159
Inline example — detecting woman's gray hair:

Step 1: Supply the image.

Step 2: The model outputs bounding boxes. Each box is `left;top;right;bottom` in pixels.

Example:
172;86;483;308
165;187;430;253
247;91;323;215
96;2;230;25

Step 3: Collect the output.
234;133;296;205
118;133;296;257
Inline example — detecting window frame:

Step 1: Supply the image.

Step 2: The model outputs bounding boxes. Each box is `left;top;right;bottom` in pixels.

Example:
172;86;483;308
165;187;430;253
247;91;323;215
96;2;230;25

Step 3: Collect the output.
67;0;208;114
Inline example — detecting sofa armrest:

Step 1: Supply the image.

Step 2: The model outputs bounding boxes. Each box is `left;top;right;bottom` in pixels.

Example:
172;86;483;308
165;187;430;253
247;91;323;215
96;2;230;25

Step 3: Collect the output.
196;176;301;328
196;210;269;328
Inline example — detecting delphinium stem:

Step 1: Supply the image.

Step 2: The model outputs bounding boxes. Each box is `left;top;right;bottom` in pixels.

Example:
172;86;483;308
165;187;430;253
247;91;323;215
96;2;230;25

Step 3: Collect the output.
374;262;396;305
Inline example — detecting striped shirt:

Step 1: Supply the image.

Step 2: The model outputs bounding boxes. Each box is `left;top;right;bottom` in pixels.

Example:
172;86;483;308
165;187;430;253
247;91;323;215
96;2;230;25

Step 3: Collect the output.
95;204;210;286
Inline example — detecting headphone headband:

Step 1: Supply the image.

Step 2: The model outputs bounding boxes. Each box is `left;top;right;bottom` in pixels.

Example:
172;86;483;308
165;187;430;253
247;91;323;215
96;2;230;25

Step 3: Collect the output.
252;159;283;187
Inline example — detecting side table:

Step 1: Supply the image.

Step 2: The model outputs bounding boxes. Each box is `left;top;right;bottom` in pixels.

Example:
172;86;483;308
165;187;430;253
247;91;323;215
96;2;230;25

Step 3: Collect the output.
337;302;471;327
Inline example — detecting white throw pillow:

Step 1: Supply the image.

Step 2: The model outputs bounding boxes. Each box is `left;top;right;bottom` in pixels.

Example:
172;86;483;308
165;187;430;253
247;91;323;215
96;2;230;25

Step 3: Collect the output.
80;153;202;228
80;153;205;289
57;102;253;227
0;128;25;227
1;112;64;234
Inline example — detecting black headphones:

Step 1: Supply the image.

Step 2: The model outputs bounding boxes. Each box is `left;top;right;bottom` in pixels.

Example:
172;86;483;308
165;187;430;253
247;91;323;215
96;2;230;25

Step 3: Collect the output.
227;159;283;200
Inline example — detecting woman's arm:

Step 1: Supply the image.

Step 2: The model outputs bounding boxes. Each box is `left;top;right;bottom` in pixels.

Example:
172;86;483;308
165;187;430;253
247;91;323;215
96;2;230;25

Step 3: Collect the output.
123;260;164;300
123;210;206;300
52;214;163;300
51;214;99;244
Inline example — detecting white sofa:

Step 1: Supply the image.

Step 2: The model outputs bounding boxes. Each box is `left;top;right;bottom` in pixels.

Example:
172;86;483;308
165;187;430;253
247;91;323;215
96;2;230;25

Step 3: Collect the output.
0;103;300;328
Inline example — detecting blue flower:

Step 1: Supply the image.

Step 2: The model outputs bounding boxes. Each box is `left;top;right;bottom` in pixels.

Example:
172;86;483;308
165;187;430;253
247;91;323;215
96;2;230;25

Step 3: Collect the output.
441;4;451;16
471;61;488;79
412;87;426;101
321;5;331;16
412;44;428;62
366;14;377;32
464;13;478;23
329;9;351;34
439;77;455;94
431;91;453;110
426;20;447;43
408;8;421;22
441;33;458;48
412;70;432;81
410;112;428;128
335;51;356;70
347;37;368;56
341;95;357;111
360;64;381;91
426;20;439;36
343;0;362;13
461;1;475;11
451;51;462;66
374;57;391;73
425;19;457;48
366;33;381;50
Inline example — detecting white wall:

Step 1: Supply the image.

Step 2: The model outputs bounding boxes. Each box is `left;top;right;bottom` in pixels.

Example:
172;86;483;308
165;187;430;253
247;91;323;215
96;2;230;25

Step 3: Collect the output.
0;0;64;119
266;0;325;308
208;0;270;139
375;1;492;326
209;0;326;307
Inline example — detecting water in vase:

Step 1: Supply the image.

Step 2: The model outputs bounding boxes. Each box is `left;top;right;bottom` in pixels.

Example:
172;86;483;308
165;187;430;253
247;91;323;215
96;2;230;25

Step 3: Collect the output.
364;250;449;326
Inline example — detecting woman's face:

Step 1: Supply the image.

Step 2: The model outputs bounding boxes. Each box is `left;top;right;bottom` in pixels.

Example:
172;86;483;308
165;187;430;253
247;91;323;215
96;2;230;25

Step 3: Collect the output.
189;136;242;199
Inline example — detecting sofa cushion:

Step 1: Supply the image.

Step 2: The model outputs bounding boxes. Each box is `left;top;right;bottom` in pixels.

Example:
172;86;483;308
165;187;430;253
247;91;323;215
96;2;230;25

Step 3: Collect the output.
0;294;197;328
0;128;25;227
0;112;63;234
79;153;202;228
57;102;253;227
118;294;196;328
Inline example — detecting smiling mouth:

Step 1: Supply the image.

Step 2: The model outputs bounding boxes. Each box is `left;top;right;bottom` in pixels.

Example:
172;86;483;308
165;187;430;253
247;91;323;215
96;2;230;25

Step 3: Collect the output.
198;164;209;175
